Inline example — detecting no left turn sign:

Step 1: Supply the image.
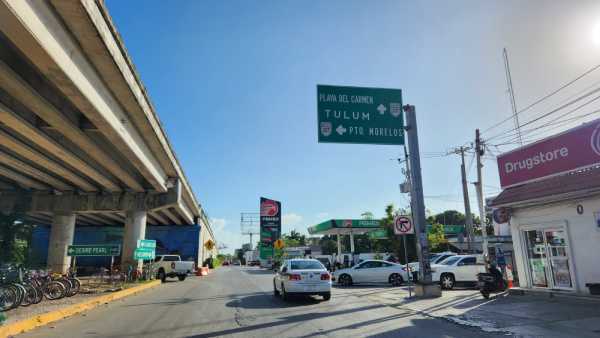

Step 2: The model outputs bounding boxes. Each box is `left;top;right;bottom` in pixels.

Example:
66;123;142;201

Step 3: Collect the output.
393;215;414;235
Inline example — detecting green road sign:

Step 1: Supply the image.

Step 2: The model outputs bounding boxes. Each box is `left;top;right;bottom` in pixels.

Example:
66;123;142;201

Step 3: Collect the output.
134;247;155;260
368;228;389;239
259;243;273;260
317;85;404;145
137;239;156;249
67;245;120;257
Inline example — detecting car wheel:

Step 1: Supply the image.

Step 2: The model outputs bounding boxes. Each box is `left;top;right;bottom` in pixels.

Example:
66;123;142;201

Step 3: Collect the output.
281;283;289;301
322;292;331;301
338;274;353;287
273;280;280;297
440;273;455;290
389;273;403;287
178;275;186;281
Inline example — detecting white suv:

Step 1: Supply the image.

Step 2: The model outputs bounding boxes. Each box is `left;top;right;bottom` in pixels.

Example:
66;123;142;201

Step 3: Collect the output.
273;259;332;301
430;255;486;289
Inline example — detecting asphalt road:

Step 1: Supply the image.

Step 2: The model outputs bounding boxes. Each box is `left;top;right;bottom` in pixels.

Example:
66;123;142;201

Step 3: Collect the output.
18;267;501;338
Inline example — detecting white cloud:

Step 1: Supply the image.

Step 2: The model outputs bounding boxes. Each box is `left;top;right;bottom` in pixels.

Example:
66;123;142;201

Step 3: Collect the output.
209;218;243;255
211;218;227;232
283;213;303;226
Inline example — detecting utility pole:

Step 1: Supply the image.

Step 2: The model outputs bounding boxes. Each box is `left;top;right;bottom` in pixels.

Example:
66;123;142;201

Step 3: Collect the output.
404;105;440;297
451;146;474;253
474;129;489;259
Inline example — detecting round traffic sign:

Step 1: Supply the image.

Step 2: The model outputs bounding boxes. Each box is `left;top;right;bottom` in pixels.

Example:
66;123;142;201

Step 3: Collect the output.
393;215;413;235
274;239;285;250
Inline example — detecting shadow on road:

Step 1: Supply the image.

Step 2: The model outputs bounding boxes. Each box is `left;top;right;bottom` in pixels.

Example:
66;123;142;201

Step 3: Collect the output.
123;291;268;307
226;293;323;309
241;268;276;275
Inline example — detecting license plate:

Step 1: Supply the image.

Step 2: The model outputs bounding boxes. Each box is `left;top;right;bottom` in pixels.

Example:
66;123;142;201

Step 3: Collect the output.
304;286;317;292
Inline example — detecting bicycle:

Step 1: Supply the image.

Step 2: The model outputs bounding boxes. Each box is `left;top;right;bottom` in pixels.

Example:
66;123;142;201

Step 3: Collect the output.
29;271;67;300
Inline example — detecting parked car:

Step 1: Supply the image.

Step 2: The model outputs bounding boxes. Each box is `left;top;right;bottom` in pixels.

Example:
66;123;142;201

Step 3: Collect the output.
407;251;457;274
273;259;331;301
222;261;230;266
153;255;194;282
332;260;409;287
430;255;486;289
313;255;333;271
233;261;241;266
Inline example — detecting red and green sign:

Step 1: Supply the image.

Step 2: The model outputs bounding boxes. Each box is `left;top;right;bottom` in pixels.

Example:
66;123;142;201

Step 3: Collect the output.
260;197;281;259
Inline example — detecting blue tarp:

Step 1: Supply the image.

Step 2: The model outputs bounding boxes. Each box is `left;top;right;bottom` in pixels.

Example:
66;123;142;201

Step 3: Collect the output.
30;225;201;268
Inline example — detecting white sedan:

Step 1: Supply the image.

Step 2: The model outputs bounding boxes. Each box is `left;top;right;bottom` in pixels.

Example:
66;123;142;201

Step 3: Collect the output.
273;259;331;301
332;260;409;287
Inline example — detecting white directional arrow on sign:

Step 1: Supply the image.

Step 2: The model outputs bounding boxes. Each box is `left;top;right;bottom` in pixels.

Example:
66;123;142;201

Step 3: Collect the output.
377;104;387;115
336;125;347;135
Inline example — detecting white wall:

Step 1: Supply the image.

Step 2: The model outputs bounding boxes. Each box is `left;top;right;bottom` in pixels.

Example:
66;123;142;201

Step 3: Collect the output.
510;194;600;294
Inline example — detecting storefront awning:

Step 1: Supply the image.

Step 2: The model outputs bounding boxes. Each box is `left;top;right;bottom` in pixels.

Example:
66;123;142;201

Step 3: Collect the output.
491;166;600;207
308;219;381;235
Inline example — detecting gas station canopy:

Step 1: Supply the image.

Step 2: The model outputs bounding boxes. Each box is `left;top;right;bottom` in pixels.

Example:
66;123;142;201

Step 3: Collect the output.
308;219;382;235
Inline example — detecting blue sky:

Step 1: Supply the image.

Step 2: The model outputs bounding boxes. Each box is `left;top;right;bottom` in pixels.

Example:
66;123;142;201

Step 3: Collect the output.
107;0;600;253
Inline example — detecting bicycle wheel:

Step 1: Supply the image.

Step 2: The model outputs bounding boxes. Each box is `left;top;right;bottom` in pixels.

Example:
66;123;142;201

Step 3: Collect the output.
10;283;25;308
67;277;80;296
19;283;38;307
30;283;43;304
44;281;66;300
59;278;76;297
0;286;17;311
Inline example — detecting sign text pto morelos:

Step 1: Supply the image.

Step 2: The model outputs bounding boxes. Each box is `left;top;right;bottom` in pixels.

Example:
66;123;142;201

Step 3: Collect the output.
317;85;404;145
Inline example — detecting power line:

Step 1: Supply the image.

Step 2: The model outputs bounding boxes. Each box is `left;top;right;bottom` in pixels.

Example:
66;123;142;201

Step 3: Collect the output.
482;62;600;134
491;99;600;147
486;87;600;142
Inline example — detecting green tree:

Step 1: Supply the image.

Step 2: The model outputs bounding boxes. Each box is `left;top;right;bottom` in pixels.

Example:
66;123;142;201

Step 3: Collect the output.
319;235;337;255
427;210;465;225
284;230;306;246
427;223;448;252
0;213;33;264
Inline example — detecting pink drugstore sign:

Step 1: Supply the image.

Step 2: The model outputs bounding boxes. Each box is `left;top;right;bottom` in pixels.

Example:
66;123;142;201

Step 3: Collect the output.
497;118;600;188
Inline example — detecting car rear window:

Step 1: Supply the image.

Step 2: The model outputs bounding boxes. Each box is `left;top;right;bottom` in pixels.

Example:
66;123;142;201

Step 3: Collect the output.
441;256;461;265
290;260;324;270
162;256;179;262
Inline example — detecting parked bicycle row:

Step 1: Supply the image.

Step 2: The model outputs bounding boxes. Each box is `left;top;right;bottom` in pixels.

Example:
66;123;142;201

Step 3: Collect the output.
0;265;80;311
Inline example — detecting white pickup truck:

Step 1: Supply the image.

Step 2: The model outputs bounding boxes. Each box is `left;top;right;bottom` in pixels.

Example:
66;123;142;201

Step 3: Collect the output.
153;255;194;282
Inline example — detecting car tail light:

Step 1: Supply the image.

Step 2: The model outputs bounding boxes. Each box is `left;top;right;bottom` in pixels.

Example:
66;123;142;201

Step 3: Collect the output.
171;262;176;269
288;274;301;281
321;273;331;280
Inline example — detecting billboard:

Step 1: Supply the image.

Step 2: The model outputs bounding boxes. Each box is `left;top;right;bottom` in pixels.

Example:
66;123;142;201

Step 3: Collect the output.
259;197;281;259
497;118;600;188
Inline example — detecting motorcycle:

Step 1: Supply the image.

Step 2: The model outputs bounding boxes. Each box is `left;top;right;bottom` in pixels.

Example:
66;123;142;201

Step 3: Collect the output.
477;271;507;299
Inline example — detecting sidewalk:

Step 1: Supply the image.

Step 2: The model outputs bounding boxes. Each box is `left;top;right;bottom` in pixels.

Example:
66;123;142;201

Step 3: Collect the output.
363;287;600;337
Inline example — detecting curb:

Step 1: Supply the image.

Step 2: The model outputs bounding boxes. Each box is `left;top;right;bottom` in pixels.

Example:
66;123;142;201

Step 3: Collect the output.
0;280;161;337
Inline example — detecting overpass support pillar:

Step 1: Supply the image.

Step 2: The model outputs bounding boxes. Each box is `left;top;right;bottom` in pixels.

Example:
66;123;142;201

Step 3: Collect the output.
121;210;147;272
47;212;76;274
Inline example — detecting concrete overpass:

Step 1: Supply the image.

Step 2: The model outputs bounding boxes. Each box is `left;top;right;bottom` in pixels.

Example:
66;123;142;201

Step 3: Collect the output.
0;0;216;272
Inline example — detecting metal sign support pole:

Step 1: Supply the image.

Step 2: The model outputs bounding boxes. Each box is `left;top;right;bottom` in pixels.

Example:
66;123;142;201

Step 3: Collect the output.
404;105;440;297
403;235;411;298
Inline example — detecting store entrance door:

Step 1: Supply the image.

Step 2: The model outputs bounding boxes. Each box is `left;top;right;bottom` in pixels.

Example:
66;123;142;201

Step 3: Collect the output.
523;228;574;290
